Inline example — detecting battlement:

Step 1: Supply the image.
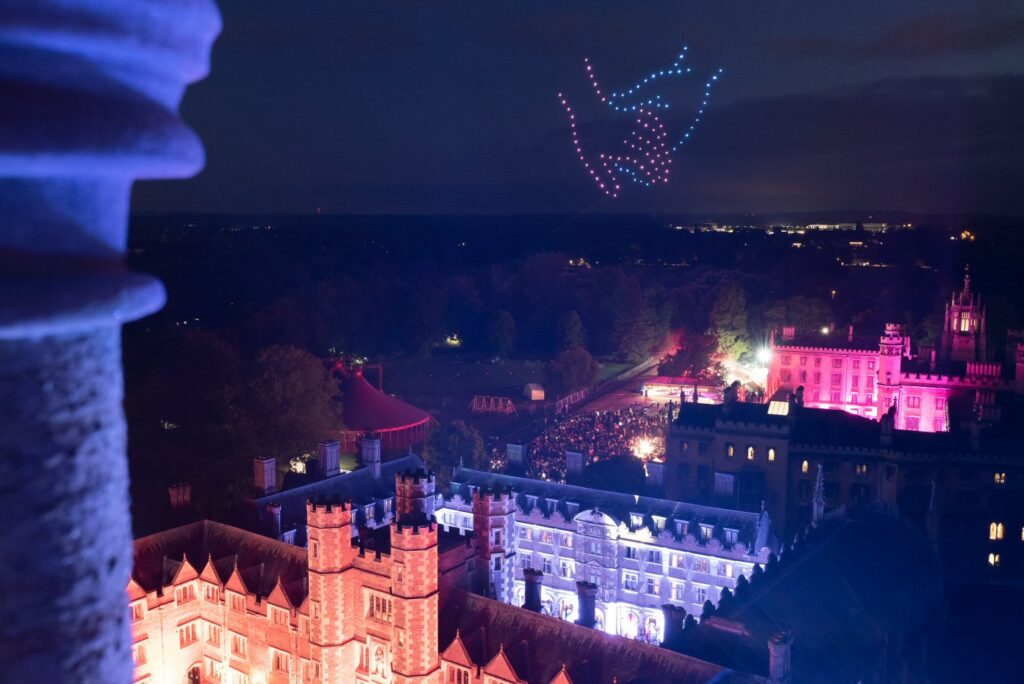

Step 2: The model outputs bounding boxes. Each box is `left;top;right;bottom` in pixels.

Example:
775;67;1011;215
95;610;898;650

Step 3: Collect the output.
306;498;353;527
391;518;438;550
472;486;514;505
397;468;436;485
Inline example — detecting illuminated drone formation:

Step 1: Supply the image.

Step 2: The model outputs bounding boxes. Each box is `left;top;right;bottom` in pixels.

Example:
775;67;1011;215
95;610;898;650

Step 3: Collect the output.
558;47;723;197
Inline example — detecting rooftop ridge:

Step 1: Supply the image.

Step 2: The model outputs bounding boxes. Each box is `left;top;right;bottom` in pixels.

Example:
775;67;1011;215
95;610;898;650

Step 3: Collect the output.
452;468;762;522
252;453;423;505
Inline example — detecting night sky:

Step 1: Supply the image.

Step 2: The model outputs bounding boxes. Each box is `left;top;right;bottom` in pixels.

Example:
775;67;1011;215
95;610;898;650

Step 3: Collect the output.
133;1;1024;216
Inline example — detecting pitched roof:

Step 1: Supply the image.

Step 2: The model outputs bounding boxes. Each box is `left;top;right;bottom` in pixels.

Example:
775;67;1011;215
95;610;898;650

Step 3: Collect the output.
440;590;757;684
672;518;941;682
341;369;432;433
245;454;425;541
449;468;765;549
132;520;308;605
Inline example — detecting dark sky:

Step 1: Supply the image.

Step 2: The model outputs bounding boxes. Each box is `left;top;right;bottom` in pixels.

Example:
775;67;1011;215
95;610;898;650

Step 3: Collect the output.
133;1;1024;216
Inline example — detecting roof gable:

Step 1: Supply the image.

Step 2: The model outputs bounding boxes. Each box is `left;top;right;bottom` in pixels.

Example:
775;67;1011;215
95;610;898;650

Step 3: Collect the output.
126;577;146;601
169;554;198;586
484;645;520;682
442;631;474;668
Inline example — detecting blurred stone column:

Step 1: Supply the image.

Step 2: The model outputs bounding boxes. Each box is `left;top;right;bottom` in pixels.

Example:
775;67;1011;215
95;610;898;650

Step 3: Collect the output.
0;2;219;681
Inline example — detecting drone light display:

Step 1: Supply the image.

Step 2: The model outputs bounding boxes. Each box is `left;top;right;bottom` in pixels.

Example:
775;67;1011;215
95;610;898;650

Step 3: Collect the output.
558;47;723;198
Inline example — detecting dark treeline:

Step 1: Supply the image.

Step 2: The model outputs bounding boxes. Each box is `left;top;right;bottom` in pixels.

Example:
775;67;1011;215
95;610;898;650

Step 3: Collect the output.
123;214;1024;531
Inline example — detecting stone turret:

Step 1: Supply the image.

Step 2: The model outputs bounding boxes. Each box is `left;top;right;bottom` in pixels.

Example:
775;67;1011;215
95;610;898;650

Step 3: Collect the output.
360;434;381;479
390;484;440;683
306;499;356;680
941;267;987;363
472;487;516;603
395;469;436;523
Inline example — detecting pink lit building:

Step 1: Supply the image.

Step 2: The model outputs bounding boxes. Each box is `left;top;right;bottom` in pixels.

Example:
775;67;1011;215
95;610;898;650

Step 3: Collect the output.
767;273;1024;433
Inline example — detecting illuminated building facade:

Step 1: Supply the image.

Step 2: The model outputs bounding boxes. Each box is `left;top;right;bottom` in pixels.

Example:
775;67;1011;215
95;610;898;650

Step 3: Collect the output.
664;398;1024;585
130;470;766;684
766;273;1024;433
435;469;772;643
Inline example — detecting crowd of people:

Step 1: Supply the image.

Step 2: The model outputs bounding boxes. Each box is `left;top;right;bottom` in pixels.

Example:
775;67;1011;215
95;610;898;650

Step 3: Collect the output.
523;404;669;482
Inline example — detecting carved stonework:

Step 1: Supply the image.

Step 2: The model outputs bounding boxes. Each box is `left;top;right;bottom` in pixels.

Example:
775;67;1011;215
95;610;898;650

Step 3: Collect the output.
0;1;219;681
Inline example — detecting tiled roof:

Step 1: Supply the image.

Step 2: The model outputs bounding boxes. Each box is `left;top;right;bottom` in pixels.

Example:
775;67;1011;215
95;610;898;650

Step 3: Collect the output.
673;401;790;430
448;468;766;550
673;518;940;682
773;332;878;352
132;520;309;605
245;454;425;540
440;590;759;684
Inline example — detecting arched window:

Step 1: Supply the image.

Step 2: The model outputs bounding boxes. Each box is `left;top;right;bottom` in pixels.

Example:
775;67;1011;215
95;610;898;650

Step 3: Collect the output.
990;522;1004;540
801;460;809;474
746;446;755;461
768;448;776;463
989;553;1001;567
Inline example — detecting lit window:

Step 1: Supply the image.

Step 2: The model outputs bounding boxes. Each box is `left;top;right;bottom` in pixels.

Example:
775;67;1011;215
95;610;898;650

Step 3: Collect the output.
989;553;1001;567
559;559;574;578
272;649;290;673
990;522;1005;541
726;443;735;458
133;643;146;666
271;606;290;627
230;632;247;657
700;524;713;541
130;601;145;623
746;446;755;461
855;464;868;476
175;583;196;605
692;558;710;573
178;622;199;648
995;472;1007;485
801;460;809;474
366;592;393;623
768;448;776;462
718;562;733;578
645;577;660;595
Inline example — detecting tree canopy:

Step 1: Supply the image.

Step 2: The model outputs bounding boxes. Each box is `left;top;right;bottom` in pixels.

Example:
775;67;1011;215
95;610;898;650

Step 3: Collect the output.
421;420;486;490
544;346;599;397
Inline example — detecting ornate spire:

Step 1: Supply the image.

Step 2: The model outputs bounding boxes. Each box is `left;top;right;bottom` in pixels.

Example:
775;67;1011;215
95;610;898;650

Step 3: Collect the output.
811;463;825;527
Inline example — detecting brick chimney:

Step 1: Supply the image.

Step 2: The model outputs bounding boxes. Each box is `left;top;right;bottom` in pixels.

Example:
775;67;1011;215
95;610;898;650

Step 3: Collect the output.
523;568;544;612
254;456;277;495
267;502;283;540
317;438;341;478
768;630;793;683
575;581;598;628
360;435;381;479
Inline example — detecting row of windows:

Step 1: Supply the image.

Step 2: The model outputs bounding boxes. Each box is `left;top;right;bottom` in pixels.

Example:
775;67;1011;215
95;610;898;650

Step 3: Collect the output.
988;522;1024;541
725;443;777;462
781;355;876;371
621;573;713;603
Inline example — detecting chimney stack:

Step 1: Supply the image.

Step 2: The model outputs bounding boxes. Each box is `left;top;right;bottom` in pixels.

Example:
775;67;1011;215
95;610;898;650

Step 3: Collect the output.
523;568;544;612
768;631;793;684
267;502;282;540
317;439;341;478
253;457;276;495
662;604;687;645
848;324;854;342
361;435;382;479
575;581;598;628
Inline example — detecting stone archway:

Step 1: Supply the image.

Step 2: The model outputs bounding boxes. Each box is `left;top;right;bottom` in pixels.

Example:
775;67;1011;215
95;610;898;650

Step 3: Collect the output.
186;664;201;684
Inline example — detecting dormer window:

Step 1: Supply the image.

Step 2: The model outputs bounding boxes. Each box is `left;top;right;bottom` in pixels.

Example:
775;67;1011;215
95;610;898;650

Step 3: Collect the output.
699;524;713;541
724;528;738;545
630;512;644;528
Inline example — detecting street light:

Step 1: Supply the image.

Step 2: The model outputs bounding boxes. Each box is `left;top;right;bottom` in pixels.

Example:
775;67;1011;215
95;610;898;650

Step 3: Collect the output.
756;348;772;365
